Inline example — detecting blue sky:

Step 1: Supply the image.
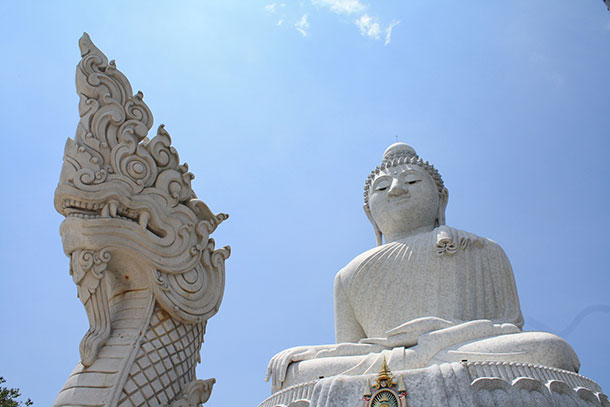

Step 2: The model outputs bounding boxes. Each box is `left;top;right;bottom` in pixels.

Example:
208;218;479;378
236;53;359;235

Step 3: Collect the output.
0;1;609;405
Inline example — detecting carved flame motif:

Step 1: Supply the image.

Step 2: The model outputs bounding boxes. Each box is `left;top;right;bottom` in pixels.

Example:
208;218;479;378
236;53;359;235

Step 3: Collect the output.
54;33;229;407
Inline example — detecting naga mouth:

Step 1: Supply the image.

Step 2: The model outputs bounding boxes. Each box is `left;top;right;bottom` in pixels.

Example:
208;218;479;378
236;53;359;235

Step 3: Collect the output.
62;199;166;238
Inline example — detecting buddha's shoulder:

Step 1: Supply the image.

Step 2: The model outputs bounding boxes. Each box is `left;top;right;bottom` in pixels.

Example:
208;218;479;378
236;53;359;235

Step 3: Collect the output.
335;243;391;284
335;226;507;284
335;234;427;284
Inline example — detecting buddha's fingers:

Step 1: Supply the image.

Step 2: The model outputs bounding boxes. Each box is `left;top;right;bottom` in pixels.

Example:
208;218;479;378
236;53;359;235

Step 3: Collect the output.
266;353;279;382
268;349;289;386
267;359;276;385
385;316;453;337
265;362;272;382
359;337;389;346
279;349;309;384
278;354;294;385
274;349;292;387
361;335;411;348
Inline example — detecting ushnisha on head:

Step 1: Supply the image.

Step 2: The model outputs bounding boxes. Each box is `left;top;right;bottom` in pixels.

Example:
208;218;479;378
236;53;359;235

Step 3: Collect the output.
364;143;448;246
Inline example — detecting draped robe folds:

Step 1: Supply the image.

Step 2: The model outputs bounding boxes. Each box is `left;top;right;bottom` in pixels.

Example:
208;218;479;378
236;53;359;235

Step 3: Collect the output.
336;226;523;342
277;227;579;390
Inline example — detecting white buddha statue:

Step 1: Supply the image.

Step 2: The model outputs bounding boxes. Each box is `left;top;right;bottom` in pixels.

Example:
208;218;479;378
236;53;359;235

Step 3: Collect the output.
265;142;580;393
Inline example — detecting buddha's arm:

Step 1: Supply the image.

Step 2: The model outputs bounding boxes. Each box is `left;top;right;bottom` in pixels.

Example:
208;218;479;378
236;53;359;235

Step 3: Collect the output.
265;270;380;389
265;343;384;389
266;344;336;389
361;317;455;348
334;272;366;343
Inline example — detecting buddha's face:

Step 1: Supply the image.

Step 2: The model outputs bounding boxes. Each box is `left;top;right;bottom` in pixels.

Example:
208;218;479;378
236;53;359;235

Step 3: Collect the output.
368;164;440;240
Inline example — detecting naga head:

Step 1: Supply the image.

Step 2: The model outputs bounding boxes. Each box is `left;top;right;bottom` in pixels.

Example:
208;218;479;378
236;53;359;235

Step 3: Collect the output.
55;33;229;336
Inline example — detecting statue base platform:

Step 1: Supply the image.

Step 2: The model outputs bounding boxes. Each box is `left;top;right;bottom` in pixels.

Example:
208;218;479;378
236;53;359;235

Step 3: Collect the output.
259;361;607;407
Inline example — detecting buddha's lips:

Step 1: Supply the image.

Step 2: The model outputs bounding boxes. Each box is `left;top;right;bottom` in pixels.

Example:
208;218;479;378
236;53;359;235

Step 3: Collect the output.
388;194;410;202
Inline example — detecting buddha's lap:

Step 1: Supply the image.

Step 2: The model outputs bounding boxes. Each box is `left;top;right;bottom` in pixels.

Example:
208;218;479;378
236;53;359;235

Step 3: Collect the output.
280;331;578;390
436;331;579;371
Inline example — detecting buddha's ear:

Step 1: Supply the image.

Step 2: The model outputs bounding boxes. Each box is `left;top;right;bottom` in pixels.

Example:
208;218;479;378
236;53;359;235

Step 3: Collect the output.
436;188;449;227
364;204;383;246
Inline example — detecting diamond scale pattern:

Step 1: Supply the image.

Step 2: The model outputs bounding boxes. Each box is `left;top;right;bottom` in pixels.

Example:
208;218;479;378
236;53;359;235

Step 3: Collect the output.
118;303;204;407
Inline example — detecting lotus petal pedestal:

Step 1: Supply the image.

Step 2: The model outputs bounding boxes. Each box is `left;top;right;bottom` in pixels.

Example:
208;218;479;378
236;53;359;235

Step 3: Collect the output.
259;361;607;407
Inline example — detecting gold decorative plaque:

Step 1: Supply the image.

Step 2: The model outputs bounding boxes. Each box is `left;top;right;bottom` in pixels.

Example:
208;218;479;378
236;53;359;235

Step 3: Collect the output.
362;357;407;407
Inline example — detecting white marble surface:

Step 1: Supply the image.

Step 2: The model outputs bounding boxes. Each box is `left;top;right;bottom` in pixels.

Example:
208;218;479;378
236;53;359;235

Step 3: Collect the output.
265;143;584;402
53;34;229;407
260;362;608;407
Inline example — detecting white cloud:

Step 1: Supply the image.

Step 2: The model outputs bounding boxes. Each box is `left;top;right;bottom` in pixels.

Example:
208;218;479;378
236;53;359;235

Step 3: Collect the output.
384;20;400;46
295;14;310;37
312;0;365;15
266;3;287;28
267;1;399;45
355;14;380;40
265;2;286;14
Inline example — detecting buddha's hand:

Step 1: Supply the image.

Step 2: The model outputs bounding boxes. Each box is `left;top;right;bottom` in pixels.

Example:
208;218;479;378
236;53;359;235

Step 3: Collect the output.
265;343;385;389
265;345;327;388
360;317;454;348
315;343;384;358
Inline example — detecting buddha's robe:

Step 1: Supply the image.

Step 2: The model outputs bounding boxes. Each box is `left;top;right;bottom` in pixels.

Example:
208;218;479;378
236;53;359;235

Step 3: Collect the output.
279;227;579;390
336;226;523;341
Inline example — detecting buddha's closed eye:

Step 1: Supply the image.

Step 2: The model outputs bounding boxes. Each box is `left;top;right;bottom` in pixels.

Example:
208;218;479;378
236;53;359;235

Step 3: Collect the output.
374;179;391;191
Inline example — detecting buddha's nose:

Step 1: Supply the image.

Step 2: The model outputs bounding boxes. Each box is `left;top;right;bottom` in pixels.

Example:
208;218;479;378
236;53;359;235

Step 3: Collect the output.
388;179;408;197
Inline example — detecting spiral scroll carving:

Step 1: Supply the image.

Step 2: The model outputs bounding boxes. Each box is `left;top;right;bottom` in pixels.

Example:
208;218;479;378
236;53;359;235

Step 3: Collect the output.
54;33;229;407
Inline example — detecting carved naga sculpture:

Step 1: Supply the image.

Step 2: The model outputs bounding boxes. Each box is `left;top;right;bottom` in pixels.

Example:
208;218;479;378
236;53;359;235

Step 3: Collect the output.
54;33;229;407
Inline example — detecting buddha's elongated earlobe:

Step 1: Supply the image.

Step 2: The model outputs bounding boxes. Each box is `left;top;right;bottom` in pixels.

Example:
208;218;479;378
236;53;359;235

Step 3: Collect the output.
436;188;449;227
364;204;383;246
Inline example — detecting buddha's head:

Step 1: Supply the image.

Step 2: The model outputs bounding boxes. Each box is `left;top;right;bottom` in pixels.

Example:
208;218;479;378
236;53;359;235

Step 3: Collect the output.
364;143;448;245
